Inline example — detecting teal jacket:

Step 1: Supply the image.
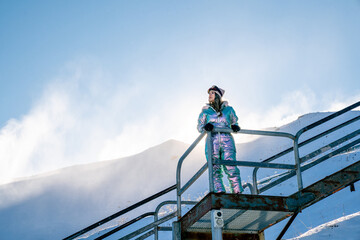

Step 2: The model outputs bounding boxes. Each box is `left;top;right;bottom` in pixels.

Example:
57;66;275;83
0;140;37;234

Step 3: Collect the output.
197;101;239;133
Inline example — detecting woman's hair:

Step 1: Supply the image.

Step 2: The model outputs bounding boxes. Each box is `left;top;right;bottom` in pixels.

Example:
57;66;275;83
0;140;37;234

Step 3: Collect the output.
210;94;223;116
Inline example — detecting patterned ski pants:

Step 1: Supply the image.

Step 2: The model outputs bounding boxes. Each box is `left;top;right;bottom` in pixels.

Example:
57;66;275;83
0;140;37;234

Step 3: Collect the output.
206;133;243;193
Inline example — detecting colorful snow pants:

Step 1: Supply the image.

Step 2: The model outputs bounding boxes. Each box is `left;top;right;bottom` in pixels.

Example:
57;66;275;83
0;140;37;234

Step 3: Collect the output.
206;133;243;193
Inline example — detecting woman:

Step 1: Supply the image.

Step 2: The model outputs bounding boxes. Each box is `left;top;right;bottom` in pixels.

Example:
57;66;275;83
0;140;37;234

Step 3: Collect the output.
197;85;243;194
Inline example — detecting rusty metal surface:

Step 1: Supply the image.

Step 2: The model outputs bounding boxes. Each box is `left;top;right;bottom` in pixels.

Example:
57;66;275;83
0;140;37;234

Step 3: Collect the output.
211;193;290;212
181;193;213;231
288;160;360;210
224;210;289;232
186;209;291;234
180;193;293;233
180;160;360;236
182;231;264;240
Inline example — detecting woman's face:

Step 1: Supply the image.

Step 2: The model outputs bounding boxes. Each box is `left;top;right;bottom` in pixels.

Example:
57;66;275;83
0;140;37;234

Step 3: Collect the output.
208;90;216;103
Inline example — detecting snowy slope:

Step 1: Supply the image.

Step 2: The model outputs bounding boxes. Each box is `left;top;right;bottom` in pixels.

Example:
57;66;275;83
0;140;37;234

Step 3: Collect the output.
0;139;205;240
0;111;359;240
287;211;360;240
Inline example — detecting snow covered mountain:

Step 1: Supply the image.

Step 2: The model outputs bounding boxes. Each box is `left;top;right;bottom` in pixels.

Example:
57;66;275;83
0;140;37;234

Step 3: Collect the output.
0;139;205;240
0;111;359;240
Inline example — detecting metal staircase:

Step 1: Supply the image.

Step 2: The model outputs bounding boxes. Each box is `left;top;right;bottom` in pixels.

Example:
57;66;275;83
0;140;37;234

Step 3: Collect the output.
64;101;360;240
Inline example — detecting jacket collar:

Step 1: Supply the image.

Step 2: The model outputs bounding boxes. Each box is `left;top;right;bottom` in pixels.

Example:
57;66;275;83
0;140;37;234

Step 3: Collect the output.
203;101;228;111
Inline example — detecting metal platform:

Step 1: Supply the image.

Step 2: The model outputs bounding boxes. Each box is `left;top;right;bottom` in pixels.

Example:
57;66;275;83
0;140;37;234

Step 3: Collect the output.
188;209;291;234
177;160;360;239
178;193;296;238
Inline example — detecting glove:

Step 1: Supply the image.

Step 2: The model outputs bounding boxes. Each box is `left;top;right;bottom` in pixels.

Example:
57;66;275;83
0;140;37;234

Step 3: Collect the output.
204;123;214;131
231;125;241;132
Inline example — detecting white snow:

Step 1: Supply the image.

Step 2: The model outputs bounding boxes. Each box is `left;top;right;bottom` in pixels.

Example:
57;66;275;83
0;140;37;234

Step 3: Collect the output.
287;211;360;240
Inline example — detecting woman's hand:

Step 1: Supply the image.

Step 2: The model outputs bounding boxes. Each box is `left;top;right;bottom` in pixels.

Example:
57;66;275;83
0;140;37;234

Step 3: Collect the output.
204;123;214;131
231;125;241;132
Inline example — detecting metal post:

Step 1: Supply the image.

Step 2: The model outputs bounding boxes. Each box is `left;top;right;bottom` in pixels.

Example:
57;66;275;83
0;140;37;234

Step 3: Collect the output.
156;201;197;240
176;191;181;220
172;221;181;240
276;211;299;240
293;138;303;191
207;133;215;192
211;210;223;240
154;218;158;240
176;132;206;220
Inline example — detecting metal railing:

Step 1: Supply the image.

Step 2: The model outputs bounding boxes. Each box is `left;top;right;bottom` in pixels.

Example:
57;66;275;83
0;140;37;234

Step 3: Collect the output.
176;100;360;218
253;100;360;194
94;200;197;240
94;212;156;240
63;185;176;240
64;101;360;239
176;127;298;218
153;201;197;239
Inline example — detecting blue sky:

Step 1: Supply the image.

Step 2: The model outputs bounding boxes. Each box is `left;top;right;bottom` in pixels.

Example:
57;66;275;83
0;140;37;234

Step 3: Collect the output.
0;1;359;183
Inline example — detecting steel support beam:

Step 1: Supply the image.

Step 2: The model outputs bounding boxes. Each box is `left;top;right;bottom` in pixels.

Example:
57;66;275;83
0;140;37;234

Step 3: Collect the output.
211;210;223;240
289;160;360;209
276;211;299;240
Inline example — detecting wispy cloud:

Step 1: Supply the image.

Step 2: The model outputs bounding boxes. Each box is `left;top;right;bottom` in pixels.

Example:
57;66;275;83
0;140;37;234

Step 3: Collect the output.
232;89;360;144
0;59;202;184
0;59;133;183
237;89;360;130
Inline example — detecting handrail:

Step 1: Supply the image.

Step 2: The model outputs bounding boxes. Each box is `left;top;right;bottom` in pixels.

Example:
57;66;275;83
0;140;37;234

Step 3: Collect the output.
94;200;198;240
214;160;295;170
210;127;295;139
252;114;360;193
292;101;360;191
235;129;295;139
176;127;296;219
94;212;155;240
252;100;360;194
154;200;197;240
299;129;360;164
63;184;176;240
206;128;301;192
258;137;360;193
176;132;206;219
295;101;360;139
119;212;177;240
178;163;208;196
135;229;155;240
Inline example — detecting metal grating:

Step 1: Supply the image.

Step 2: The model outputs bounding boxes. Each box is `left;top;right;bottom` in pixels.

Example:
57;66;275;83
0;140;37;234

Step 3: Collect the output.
187;212;211;232
187;208;291;234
